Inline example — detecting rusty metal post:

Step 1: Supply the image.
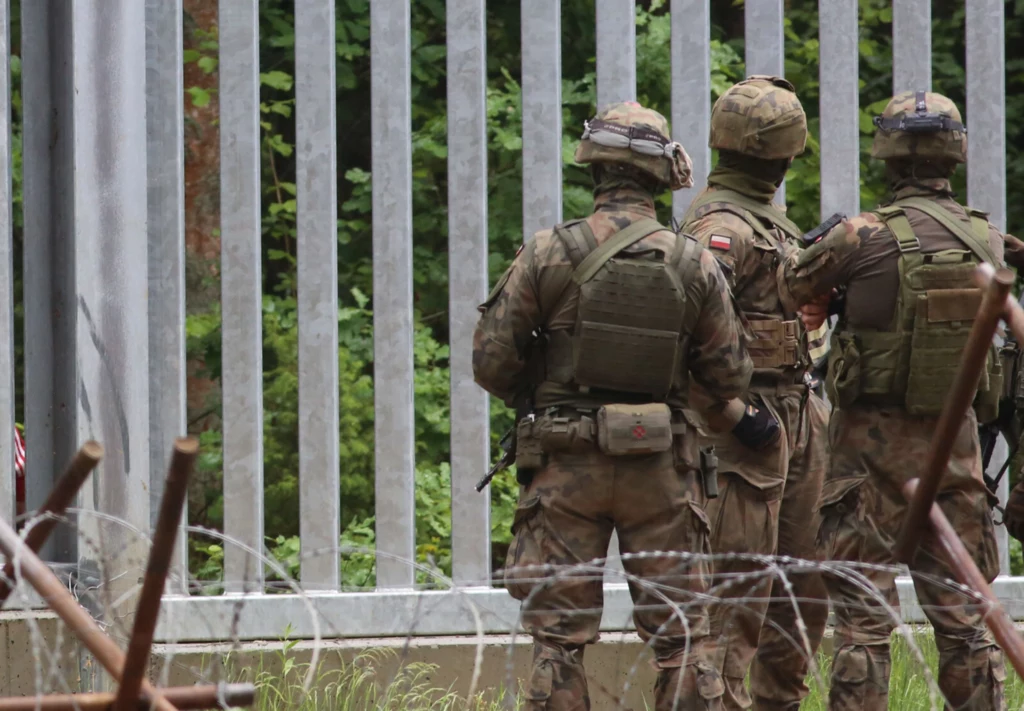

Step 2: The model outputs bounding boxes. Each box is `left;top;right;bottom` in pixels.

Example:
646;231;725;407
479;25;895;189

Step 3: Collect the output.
112;438;197;711
0;441;103;607
894;267;1014;563
0;516;178;711
0;684;254;711
902;479;1024;676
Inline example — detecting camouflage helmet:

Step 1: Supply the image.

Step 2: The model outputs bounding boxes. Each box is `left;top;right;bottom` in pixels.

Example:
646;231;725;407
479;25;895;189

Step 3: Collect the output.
709;75;807;159
871;90;966;163
574;101;694;190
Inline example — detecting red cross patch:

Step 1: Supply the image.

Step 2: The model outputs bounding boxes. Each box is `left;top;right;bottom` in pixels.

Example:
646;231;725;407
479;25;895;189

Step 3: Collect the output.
709;235;732;251
632;425;647;439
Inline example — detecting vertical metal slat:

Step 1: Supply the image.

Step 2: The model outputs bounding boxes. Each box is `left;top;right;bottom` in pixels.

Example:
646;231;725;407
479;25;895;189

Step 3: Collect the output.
145;0;187;590
818;0;860;220
671;0;711;220
966;0;1008;574
296;0;341;591
521;0;562;240
447;0;490;585
21;0;77;563
219;0;265;592
596;0;636;106
371;0;416;589
744;0;786;205
892;0;931;93
0;0;13;525
72;0;151;589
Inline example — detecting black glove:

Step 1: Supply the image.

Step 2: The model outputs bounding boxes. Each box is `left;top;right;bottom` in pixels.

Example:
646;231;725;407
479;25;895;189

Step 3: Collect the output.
732;404;782;451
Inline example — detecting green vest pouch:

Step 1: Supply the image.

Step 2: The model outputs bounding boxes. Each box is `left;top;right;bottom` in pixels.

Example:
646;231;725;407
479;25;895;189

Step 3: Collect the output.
828;198;1002;419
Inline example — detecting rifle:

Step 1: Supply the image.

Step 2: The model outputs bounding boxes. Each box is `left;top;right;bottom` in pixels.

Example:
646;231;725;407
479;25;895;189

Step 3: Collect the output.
475;425;517;492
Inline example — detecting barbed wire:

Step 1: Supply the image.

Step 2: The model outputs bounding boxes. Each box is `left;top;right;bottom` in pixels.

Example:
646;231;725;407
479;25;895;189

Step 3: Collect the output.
0;507;1012;710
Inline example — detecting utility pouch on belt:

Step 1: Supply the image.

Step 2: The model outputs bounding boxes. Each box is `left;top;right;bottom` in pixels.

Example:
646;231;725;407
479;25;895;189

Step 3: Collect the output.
699;447;719;499
597;403;673;456
747;317;802;370
537;415;596;453
515;415;545;471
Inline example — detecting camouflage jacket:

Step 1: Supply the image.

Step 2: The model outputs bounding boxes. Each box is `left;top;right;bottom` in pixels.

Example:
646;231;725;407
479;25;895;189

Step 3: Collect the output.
472;186;753;414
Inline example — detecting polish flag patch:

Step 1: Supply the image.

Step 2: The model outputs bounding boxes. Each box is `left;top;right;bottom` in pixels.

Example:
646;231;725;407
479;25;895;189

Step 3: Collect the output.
709;234;732;251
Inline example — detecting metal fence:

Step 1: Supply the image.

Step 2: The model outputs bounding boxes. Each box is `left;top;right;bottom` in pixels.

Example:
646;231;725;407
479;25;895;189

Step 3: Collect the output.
0;0;1019;642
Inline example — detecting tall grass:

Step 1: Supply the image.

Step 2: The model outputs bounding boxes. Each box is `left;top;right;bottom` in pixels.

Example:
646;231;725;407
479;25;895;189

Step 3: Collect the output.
216;631;1024;710
800;631;1024;710
230;643;518;711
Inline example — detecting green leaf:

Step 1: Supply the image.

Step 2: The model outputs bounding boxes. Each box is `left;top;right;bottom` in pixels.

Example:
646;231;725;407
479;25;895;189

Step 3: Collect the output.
351;287;369;309
197;56;218;74
186;86;211;108
260;70;294;91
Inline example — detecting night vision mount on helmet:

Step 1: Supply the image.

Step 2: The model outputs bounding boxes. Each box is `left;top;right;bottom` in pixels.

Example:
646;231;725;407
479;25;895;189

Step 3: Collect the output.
871;90;967;163
873;90;966;135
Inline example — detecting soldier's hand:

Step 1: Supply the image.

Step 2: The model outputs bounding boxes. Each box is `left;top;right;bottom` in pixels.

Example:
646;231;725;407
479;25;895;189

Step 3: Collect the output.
731;404;782;450
799;293;831;331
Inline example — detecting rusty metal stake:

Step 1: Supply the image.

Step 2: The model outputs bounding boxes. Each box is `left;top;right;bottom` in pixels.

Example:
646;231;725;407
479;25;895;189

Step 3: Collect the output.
894;266;1014;563
902;479;1024;677
0;441;103;607
0;517;178;711
0;684;255;711
112;438;197;711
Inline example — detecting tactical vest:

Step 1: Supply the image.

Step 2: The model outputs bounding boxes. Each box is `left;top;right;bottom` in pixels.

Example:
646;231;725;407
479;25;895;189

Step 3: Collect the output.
682;188;808;373
534;217;704;409
826;196;1003;421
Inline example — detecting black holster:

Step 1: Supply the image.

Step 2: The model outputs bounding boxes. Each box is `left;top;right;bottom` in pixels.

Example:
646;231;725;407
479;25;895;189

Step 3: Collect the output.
699;446;719;499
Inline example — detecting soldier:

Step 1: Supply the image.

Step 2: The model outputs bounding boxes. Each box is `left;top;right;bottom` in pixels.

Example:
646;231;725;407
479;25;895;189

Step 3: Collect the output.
473;102;763;710
777;90;1007;710
678;75;829;711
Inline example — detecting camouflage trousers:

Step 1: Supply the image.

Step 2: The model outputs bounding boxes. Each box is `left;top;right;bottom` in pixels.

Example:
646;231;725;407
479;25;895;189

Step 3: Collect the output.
702;385;830;711
818;405;1006;711
504;445;725;711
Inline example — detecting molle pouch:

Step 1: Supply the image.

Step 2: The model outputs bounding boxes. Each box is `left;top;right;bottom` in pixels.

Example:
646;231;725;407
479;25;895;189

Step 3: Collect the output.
826;332;862;408
597;403;673;456
537;415;596;453
974;345;1003;424
515;416;545;471
906;286;980;415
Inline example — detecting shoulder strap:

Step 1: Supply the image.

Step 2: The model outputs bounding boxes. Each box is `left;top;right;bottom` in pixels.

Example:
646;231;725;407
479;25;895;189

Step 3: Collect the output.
687;188;803;241
671;233;703;284
670;235;704;332
967;208;992;244
892;197;997;265
874;205;921;253
572;217;666;285
553;219;597;268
